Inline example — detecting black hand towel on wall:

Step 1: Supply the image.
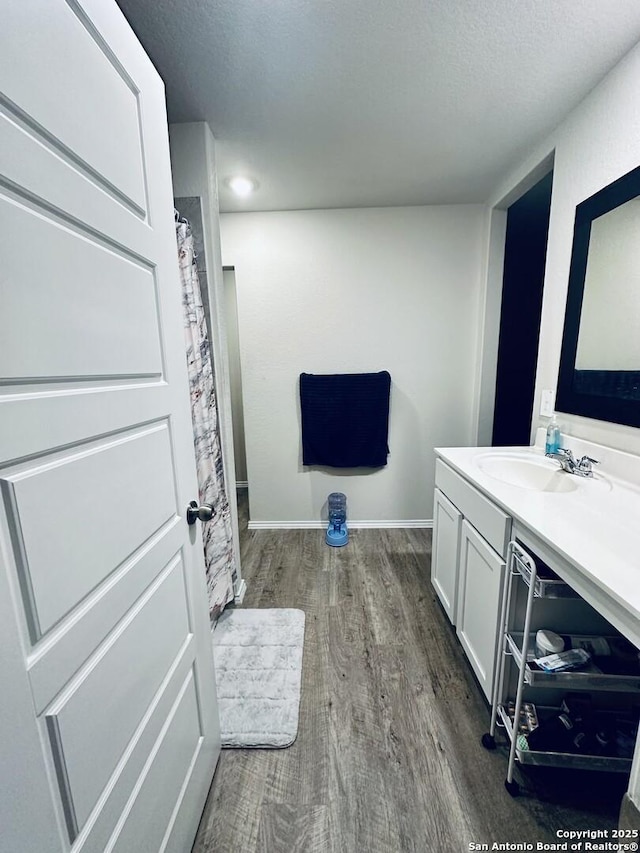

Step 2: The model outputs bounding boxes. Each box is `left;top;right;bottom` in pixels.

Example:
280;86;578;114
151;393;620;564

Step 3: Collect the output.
300;371;391;468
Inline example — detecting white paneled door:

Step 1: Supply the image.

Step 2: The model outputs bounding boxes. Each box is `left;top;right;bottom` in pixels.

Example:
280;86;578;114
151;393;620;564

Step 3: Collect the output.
0;3;220;852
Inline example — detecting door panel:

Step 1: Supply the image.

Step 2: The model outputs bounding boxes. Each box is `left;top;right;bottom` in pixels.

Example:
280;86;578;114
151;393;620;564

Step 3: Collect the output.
46;559;190;834
0;198;162;381
3;423;176;637
0;3;220;851
27;520;184;715
110;672;202;853
0;4;146;211
70;642;197;853
0;106;153;258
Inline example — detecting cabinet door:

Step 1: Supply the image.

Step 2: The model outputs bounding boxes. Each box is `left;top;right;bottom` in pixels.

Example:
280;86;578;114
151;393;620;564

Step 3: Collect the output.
456;520;506;700
431;489;462;624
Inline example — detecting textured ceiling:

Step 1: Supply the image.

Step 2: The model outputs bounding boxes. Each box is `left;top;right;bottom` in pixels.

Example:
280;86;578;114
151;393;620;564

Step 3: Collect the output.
116;0;640;213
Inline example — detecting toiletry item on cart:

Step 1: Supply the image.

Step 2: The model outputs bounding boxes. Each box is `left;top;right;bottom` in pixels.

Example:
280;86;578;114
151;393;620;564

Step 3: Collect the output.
534;648;591;672
535;629;565;658
563;635;640;672
506;700;539;734
526;695;589;753
526;710;575;752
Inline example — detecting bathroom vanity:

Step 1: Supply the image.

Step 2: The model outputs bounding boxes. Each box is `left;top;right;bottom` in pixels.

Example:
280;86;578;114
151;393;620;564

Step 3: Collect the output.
432;455;511;699
432;430;640;804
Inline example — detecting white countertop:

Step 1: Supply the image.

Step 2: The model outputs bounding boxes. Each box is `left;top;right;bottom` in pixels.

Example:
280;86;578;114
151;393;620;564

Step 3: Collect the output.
434;442;640;648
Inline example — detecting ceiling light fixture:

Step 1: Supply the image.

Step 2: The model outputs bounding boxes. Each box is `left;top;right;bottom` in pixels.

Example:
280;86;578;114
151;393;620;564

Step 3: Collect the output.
226;176;258;198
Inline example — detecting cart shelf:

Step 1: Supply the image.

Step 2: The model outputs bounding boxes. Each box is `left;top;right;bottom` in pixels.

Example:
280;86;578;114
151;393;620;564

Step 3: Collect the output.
505;632;640;693
512;549;581;599
482;540;639;796
497;704;633;773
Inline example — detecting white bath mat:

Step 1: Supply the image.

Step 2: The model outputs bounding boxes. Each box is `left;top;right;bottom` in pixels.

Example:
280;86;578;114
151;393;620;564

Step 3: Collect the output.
212;607;306;748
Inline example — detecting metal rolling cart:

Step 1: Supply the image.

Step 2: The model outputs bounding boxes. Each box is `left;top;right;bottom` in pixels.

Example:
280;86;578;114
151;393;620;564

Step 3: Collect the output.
482;540;638;797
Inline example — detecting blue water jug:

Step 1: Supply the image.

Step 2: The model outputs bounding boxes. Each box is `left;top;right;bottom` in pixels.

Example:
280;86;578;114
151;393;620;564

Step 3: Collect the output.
326;492;348;547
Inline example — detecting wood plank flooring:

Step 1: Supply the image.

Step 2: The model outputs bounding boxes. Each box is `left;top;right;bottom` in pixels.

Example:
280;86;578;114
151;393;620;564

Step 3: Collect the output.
193;490;626;852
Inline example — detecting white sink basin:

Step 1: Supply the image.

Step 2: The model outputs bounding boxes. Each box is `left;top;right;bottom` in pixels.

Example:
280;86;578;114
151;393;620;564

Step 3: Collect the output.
474;452;580;493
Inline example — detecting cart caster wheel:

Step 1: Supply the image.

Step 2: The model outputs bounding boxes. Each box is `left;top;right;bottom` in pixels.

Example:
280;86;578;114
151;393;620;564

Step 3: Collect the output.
504;779;520;797
481;733;496;750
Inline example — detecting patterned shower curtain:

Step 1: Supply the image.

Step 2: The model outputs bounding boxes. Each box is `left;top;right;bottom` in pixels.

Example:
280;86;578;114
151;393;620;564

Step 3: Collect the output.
176;214;236;624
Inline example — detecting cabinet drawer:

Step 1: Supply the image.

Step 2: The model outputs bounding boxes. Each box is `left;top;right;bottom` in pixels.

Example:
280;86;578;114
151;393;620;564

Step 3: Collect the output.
435;459;511;557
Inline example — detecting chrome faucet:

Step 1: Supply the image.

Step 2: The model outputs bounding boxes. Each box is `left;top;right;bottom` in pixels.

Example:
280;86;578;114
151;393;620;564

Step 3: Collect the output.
545;447;599;477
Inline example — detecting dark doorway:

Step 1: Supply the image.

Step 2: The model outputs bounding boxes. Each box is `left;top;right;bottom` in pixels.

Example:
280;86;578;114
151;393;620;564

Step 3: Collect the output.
492;171;553;446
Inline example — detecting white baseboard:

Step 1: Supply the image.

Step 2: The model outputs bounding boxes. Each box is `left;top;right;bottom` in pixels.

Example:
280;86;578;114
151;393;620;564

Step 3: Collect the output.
349;520;433;529
247;519;433;530
233;578;247;604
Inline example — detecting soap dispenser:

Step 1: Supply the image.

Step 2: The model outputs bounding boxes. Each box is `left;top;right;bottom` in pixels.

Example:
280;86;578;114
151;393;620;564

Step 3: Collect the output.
545;414;561;454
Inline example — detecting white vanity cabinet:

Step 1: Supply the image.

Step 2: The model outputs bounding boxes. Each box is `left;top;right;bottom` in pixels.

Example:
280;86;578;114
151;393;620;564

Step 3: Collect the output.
433;440;640;823
431;489;462;623
432;459;512;700
456;520;507;699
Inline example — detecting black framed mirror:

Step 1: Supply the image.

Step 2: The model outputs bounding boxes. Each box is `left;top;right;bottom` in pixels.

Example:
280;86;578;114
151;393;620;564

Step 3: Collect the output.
556;164;640;428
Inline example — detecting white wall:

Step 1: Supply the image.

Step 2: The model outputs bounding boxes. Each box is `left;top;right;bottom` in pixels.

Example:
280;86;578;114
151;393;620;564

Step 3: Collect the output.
220;205;486;525
168;122;243;593
484;52;640;815
486;41;640;457
222;268;248;484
